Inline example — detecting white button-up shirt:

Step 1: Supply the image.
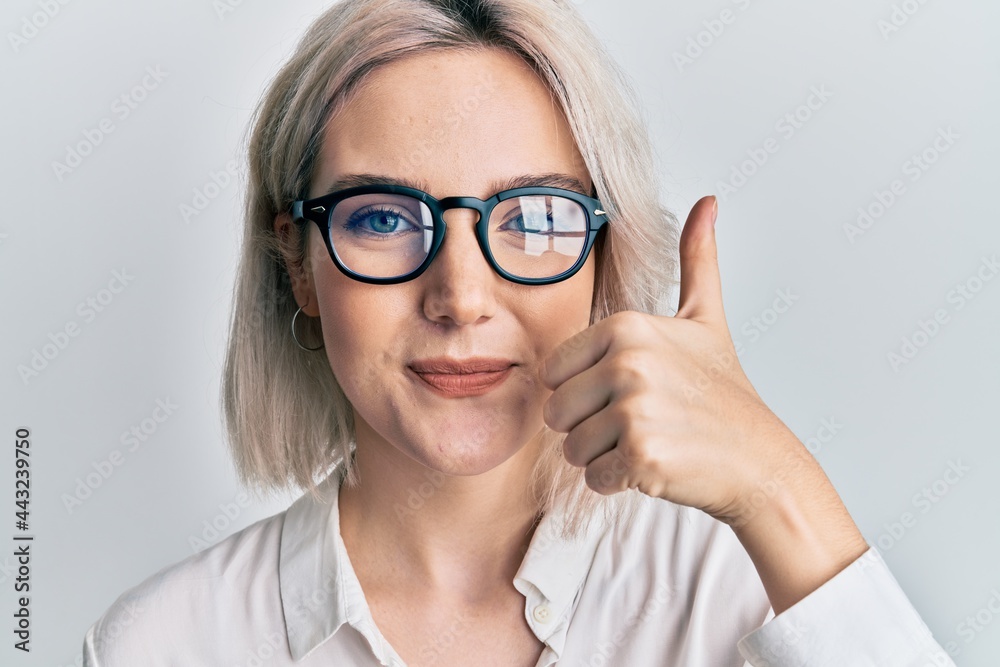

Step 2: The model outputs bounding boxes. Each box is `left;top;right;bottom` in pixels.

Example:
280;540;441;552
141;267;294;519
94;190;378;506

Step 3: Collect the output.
82;463;955;666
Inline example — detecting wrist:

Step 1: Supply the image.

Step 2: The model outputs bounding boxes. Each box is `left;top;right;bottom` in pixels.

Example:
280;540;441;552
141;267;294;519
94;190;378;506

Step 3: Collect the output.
727;451;869;614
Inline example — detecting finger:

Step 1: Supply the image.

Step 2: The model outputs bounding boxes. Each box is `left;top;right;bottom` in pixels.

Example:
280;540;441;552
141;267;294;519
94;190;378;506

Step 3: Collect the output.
560;404;621;469
542;363;611;434
675;195;726;326
539;320;612;391
583;446;633;496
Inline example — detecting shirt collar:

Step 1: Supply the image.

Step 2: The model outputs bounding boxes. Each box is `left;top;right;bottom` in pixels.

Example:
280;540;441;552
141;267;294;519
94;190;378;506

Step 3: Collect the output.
513;500;610;654
279;464;356;662
279;462;611;661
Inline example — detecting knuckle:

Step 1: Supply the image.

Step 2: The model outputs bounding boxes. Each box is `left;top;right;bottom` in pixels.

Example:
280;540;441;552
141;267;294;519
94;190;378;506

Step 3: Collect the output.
613;309;647;330
617;432;661;473
616;438;647;470
619;393;656;426
608;349;649;390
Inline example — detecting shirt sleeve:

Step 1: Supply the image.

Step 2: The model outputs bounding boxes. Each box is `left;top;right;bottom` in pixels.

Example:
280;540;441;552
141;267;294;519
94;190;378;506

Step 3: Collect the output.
735;546;956;666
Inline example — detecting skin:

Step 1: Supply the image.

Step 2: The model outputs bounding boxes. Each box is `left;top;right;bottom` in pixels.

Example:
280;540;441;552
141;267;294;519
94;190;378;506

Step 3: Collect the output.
275;47;593;664
274;46;869;664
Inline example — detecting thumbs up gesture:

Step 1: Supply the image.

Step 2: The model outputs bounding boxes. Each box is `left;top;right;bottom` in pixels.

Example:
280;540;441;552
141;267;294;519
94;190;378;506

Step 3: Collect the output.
539;195;868;613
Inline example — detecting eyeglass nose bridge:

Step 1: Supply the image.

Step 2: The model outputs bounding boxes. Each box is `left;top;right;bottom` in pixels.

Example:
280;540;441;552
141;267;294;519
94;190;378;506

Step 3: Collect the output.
434;196;492;225
424;195;495;272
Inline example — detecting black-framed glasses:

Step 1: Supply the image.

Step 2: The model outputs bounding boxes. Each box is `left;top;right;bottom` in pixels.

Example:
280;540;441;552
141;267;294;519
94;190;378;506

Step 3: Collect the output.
290;184;609;285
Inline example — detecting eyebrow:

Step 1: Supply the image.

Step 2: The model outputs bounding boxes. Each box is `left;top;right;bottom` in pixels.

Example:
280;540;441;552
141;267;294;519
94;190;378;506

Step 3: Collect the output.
320;172;591;198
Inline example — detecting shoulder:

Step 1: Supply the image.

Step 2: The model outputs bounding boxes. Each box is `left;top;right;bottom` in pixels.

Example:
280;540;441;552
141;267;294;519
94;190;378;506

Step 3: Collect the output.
83;508;287;666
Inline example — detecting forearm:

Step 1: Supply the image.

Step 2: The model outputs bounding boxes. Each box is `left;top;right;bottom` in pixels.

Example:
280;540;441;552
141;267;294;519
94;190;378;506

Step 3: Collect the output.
726;443;870;616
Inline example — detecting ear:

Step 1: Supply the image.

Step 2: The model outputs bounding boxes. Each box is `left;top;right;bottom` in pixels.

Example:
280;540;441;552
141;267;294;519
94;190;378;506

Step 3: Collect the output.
273;212;320;317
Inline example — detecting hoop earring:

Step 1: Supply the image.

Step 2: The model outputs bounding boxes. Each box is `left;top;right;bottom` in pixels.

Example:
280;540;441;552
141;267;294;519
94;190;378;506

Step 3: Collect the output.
291;306;324;351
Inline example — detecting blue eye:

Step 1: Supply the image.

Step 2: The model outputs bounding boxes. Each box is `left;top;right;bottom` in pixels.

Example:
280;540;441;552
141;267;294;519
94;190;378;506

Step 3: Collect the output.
343;206;418;237
499;210;555;235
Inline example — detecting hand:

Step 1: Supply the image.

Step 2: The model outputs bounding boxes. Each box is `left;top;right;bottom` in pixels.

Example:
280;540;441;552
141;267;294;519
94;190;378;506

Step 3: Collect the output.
538;195;812;526
539;195;869;614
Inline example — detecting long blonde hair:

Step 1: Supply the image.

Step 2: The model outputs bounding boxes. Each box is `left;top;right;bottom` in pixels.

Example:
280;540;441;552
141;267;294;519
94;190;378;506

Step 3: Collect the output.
221;0;680;539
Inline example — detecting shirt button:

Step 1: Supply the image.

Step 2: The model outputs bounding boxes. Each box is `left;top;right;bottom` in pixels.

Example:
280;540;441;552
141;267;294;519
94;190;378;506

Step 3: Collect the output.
532;604;552;624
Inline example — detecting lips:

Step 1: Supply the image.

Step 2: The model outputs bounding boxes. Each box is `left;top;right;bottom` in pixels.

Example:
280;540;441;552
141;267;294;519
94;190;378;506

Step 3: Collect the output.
409;357;515;397
409;357;515;375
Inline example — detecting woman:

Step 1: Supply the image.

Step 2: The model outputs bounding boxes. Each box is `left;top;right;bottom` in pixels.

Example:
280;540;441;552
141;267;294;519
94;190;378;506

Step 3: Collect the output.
83;0;955;664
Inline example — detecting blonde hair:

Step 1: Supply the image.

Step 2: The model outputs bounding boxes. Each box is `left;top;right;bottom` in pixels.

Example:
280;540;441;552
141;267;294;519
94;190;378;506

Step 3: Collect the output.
221;0;680;539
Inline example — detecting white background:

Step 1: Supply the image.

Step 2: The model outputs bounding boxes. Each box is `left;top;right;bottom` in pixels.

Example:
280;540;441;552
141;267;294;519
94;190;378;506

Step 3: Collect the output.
1;0;998;664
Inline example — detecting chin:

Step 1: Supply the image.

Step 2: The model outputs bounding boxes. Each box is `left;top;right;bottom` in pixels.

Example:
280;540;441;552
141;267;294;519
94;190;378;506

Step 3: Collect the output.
405;435;527;477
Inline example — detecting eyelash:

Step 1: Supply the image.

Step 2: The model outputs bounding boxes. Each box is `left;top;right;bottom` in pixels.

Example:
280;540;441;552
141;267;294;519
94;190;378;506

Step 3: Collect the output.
343;206;416;236
343;205;559;236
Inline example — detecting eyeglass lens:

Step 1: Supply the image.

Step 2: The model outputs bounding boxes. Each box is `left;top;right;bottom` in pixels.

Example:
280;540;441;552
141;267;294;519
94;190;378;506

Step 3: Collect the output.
326;193;589;280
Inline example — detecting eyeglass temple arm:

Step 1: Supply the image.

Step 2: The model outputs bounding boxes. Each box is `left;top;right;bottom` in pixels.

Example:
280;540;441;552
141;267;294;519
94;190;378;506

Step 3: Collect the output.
290;201;304;222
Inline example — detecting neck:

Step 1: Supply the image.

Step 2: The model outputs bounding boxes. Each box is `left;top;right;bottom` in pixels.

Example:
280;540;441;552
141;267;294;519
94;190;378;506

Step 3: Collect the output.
338;425;548;603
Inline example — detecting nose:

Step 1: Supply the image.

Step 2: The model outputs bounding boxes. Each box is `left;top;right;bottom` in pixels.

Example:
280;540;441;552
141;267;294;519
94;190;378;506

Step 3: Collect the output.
420;206;499;327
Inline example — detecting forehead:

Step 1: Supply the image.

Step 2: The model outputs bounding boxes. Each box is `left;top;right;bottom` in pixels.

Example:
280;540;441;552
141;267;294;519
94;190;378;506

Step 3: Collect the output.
312;47;590;200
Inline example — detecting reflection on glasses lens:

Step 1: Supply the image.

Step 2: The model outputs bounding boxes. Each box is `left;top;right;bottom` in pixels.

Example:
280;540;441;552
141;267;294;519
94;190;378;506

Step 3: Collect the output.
326;193;588;280
488;195;587;279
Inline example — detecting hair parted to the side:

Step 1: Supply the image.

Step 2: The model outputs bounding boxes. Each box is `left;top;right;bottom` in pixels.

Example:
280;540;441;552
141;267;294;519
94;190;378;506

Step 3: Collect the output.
221;0;681;540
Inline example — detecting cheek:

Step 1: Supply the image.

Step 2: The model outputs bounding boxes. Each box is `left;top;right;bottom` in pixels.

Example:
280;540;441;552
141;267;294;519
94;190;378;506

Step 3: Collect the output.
311;267;417;400
560;253;597;324
527;263;596;358
311;265;376;383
